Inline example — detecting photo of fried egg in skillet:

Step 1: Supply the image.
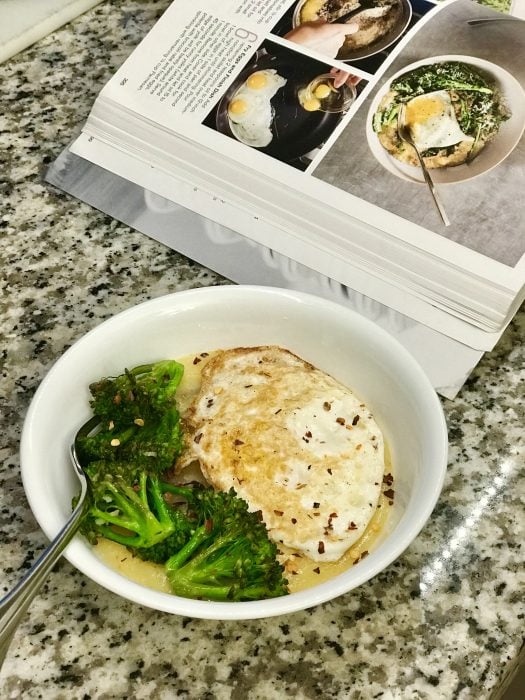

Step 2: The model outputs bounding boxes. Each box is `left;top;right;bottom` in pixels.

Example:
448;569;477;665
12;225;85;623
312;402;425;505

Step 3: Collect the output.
227;69;287;148
213;50;347;163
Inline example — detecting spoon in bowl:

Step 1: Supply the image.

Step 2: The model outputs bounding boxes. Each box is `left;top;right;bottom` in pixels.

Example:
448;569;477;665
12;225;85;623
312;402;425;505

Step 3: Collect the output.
397;103;450;227
0;440;89;669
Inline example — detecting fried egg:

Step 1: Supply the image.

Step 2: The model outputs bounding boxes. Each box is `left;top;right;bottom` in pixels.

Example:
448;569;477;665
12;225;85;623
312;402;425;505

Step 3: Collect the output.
405;89;474;152
227;70;287;148
183;346;385;562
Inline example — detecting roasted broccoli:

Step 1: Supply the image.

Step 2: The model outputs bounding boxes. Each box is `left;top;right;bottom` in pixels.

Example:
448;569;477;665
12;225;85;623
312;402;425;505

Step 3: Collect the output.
163;484;289;602
76;360;184;473
79;468;177;546
76;360;289;601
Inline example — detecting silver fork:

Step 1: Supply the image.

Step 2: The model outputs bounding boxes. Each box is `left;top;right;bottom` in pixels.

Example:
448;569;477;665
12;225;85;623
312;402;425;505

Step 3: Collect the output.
397;103;450;227
0;441;89;669
467;17;523;26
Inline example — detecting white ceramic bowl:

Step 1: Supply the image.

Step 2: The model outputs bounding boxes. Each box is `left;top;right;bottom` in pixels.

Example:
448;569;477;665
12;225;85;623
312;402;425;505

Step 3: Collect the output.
20;286;447;619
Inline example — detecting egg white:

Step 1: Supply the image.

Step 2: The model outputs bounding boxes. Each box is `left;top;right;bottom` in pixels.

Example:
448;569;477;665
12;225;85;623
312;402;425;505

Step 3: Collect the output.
405;89;474;152
227;70;286;148
184;346;385;562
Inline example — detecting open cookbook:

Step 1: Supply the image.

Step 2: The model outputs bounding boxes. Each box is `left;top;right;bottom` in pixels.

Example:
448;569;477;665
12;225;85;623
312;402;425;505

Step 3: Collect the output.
48;0;525;395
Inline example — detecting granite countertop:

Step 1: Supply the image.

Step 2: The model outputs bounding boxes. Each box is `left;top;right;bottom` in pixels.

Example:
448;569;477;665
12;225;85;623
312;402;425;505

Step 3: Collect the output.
1;1;524;698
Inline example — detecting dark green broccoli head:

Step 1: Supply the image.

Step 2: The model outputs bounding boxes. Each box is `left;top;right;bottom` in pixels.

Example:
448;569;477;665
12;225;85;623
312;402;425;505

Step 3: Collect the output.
76;406;183;475
163;485;289;601
88;360;184;425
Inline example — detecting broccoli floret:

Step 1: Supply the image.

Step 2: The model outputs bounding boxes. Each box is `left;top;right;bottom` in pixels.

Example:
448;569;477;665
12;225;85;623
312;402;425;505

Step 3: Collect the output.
76;360;184;473
163;485;289;601
75;360;288;602
77;407;182;474
133;506;194;564
88;360;184;421
80;470;179;550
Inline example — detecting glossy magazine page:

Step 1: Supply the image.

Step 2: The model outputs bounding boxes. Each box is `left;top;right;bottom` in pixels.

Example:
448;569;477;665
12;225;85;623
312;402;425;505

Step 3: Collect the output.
70;0;525;313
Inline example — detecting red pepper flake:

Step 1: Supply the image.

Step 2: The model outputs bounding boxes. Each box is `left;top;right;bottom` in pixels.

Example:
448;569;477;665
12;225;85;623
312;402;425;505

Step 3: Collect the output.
307;465;312;471
273;510;284;516
383;473;394;486
360;550;369;559
193;356;201;365
318;541;325;554
204;518;213;533
234;439;245;446
323;401;331;411
305;430;312;438
291;518;297;524
329;512;338;518
336;417;345;425
384;488;395;500
194;433;203;444
327;468;332;475
347;521;357;530
313;502;320;509
313;567;321;574
352;415;360;426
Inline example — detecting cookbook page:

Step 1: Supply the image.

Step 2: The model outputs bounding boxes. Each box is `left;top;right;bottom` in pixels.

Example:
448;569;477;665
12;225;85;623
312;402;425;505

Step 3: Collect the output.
67;130;514;349
79;0;525;286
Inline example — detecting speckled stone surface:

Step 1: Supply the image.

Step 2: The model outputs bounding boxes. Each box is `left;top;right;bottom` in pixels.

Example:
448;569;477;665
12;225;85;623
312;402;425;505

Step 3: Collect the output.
0;1;524;698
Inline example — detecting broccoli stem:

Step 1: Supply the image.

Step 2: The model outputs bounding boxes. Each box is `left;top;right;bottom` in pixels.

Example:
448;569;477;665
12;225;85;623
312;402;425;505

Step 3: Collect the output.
89;473;177;548
163;524;212;571
443;81;492;94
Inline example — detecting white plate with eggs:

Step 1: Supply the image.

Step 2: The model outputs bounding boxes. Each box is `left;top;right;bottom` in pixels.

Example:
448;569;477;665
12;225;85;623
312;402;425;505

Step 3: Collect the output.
366;54;525;185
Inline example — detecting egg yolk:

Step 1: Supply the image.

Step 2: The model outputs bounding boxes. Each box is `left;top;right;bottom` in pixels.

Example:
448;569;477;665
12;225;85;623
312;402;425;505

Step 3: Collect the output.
246;72;268;90
302;97;321;112
228;99;248;115
314;83;332;99
405;95;444;127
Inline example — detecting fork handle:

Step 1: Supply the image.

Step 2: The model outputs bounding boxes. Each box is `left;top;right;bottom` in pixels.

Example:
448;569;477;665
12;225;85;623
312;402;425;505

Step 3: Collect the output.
0;498;88;669
414;151;451;227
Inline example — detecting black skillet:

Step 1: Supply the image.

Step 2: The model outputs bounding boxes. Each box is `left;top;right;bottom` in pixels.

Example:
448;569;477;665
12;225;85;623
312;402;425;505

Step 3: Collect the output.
215;48;345;163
